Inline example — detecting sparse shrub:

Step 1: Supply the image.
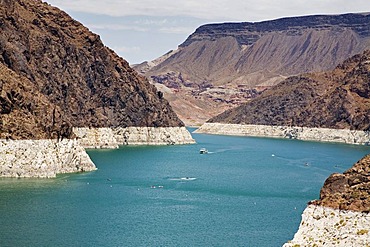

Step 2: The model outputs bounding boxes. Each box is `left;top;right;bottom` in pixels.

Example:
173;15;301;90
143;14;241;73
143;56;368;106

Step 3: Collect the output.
357;229;369;235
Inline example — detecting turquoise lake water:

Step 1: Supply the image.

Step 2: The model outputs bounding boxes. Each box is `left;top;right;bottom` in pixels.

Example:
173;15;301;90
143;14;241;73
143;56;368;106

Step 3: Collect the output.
0;130;369;247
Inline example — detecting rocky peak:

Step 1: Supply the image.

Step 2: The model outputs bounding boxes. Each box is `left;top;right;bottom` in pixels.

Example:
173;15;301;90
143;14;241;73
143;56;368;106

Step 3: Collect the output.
0;0;183;139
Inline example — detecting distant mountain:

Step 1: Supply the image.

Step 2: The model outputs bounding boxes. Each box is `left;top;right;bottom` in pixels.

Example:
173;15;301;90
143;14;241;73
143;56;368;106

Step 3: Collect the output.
208;50;370;131
0;0;183;140
135;13;370;125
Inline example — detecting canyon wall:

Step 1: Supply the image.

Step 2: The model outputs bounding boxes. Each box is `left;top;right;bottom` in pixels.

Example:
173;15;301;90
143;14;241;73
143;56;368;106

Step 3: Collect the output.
0;0;194;178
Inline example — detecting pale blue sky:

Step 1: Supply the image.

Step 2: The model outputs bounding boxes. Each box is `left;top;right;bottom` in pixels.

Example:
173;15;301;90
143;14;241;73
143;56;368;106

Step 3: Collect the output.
46;0;370;64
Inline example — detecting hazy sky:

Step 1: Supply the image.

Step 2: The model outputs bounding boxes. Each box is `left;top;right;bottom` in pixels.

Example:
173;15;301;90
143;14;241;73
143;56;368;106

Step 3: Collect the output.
46;0;370;64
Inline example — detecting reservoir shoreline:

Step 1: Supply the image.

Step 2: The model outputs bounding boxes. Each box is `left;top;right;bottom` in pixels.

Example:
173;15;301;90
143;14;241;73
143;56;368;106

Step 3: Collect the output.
0;127;195;178
195;123;370;145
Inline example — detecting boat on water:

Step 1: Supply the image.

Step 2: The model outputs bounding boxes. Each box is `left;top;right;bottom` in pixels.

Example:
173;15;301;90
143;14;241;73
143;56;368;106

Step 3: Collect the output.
199;148;208;154
180;177;196;181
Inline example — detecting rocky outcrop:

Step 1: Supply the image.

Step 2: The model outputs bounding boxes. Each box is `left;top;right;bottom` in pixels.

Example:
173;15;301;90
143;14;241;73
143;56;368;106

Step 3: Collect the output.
0;139;95;178
74;127;195;148
136;13;370;125
284;155;370;246
312;154;370;211
195;123;370;145
208;50;370;131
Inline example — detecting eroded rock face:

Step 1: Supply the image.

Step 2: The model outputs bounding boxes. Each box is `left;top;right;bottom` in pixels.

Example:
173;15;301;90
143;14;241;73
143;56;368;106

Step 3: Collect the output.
312;154;370;212
0;0;183;140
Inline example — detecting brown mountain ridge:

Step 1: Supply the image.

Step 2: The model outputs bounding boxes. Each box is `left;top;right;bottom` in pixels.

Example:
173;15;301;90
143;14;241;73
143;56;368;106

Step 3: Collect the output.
0;0;183;140
209;50;370;131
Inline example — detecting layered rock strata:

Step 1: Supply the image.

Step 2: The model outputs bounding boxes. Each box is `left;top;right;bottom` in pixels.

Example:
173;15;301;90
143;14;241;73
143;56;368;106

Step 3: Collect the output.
195;123;370;145
0;139;95;178
74;127;195;148
284;155;370;246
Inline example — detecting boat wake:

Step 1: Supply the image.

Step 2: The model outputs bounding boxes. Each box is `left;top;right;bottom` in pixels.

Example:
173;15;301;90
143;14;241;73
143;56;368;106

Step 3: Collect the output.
168;177;197;181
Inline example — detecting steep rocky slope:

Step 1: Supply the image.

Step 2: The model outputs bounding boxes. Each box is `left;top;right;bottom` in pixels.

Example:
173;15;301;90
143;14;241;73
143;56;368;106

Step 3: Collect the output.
0;0;194;178
209;50;370;131
0;0;183;140
0;62;69;140
135;13;370;125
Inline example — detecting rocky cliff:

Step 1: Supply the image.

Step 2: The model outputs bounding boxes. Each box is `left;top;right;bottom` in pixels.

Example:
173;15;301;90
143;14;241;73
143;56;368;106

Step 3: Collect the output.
0;0;194;177
0;0;183;141
135;13;370;125
208;50;370;131
284;155;370;246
